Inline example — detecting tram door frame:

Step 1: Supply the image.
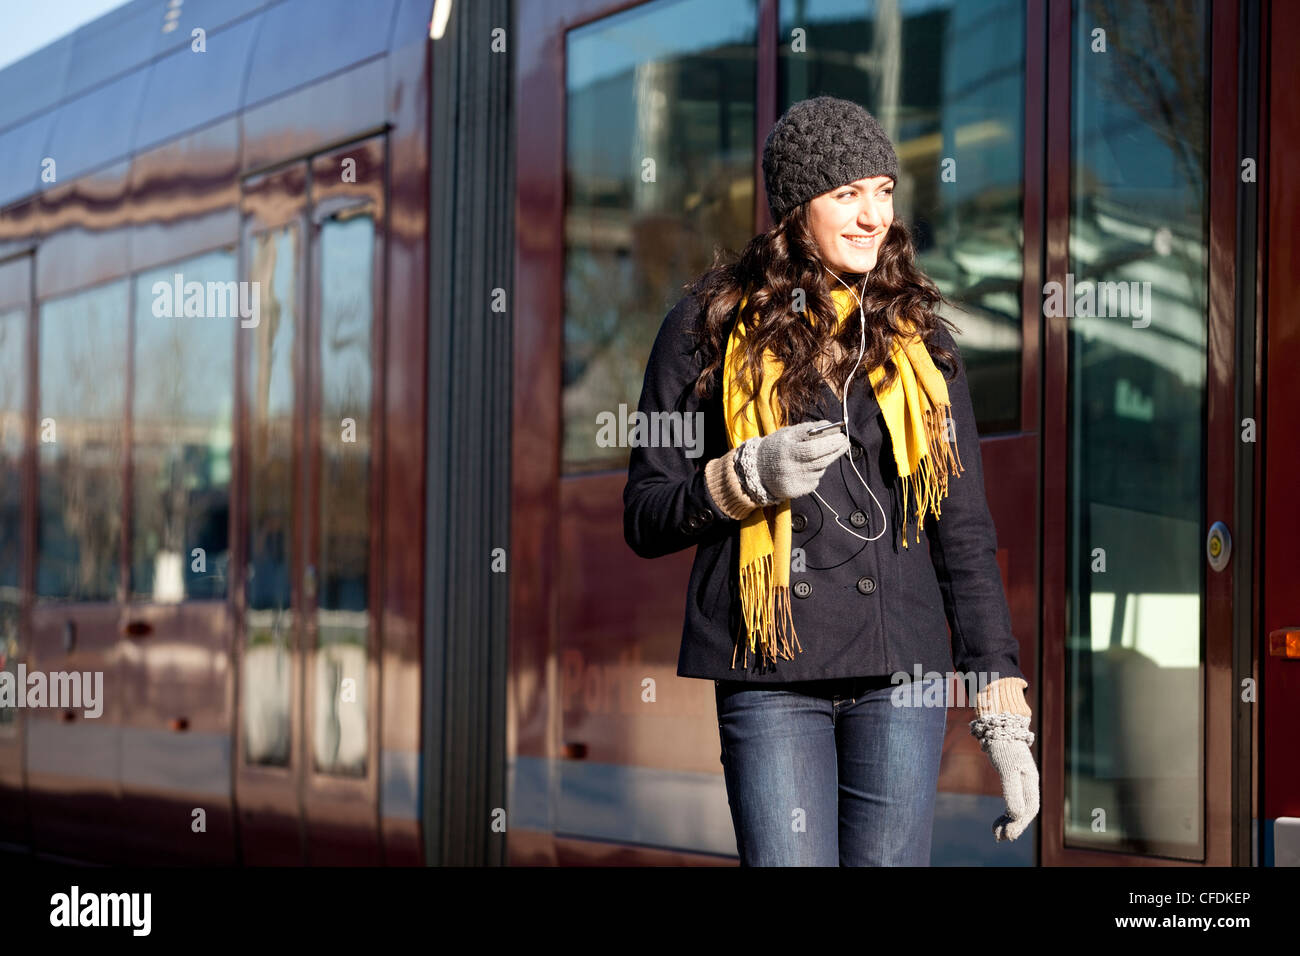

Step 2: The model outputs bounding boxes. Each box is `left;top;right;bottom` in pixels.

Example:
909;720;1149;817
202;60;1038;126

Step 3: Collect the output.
1040;0;1245;867
234;136;387;864
0;251;33;852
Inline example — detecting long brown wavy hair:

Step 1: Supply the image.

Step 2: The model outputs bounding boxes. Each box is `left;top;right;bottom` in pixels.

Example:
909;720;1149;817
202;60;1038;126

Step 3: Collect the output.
684;201;960;429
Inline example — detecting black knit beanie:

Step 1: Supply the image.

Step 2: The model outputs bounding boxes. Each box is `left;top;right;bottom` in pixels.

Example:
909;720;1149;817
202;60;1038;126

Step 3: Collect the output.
761;95;899;224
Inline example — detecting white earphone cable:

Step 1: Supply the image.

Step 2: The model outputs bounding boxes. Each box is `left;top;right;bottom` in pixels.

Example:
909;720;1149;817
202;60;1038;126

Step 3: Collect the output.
811;267;888;542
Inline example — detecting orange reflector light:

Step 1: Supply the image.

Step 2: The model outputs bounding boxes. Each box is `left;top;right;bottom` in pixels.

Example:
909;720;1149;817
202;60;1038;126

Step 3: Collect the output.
1269;628;1300;658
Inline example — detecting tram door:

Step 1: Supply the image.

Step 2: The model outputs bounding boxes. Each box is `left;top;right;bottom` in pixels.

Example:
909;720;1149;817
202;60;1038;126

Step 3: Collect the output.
235;137;384;864
26;269;129;863
300;139;384;863
235;160;307;863
0;254;30;849
117;242;241;865
1045;0;1243;865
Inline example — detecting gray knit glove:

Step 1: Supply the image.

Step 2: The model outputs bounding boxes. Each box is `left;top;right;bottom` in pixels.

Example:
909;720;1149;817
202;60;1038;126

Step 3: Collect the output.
734;421;849;505
969;714;1039;842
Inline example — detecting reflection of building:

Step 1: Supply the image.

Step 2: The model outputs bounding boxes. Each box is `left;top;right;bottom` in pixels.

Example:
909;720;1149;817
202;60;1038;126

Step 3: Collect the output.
242;609;369;776
250;229;290;464
564;3;758;472
243;614;292;767
314;609;369;776
563;0;1031;475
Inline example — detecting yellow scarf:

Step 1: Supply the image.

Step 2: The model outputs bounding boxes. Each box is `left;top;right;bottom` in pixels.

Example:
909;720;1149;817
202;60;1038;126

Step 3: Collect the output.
722;288;964;669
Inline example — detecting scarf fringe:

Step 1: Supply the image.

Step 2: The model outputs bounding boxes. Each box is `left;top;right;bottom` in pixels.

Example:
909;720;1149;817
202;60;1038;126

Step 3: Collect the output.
899;401;965;548
732;550;802;670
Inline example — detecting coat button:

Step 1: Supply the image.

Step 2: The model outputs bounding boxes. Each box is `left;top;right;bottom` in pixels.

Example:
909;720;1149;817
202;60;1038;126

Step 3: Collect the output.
793;580;813;599
680;509;713;534
856;576;876;595
850;443;863;460
850;510;867;528
791;513;807;532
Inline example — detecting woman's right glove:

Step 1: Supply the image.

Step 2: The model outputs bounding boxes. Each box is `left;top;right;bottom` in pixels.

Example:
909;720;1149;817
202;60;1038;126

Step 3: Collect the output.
735;420;849;505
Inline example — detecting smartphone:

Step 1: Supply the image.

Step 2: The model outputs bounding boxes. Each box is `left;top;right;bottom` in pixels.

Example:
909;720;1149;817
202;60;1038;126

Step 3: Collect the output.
807;420;847;436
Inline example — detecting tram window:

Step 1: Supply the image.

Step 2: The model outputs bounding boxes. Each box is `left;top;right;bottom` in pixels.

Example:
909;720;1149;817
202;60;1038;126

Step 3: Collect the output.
130;250;236;602
779;0;1026;434
0;308;22;727
313;214;373;777
562;0;758;473
36;280;129;603
243;224;298;768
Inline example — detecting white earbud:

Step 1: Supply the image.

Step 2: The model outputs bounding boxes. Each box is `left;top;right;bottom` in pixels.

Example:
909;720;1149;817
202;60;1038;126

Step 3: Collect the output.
812;267;888;542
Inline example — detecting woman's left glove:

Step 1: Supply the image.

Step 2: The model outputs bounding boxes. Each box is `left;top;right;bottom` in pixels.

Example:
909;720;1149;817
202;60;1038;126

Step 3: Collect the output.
969;678;1038;842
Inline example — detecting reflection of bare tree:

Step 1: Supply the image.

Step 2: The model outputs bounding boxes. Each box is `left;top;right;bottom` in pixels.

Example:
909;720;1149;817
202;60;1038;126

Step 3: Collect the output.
141;320;192;559
563;18;757;469
1091;0;1206;196
1080;0;1209;322
564;162;748;468
249;229;293;602
134;293;234;599
319;221;372;606
52;300;125;599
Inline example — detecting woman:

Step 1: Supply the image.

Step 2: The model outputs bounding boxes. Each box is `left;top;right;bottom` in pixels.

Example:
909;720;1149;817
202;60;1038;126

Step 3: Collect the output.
623;96;1038;866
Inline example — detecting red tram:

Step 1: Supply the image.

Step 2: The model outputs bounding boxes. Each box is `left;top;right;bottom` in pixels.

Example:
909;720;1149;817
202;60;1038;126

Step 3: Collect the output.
0;0;433;864
0;0;1296;867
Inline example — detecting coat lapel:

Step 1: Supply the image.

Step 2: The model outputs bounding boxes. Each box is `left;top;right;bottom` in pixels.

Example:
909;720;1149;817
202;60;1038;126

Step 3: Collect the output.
810;375;883;436
807;335;884;436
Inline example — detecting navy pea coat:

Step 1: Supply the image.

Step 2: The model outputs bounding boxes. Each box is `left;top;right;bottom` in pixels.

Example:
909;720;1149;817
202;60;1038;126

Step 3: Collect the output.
622;292;1025;686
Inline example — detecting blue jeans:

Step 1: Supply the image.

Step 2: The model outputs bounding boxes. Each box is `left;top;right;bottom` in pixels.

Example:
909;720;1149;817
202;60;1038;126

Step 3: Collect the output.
715;675;947;866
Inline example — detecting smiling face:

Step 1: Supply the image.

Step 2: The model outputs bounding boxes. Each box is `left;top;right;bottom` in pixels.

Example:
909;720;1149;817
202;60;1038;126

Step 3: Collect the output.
806;174;895;275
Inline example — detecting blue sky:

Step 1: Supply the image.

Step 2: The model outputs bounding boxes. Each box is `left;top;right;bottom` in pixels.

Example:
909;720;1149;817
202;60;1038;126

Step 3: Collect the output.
0;0;131;72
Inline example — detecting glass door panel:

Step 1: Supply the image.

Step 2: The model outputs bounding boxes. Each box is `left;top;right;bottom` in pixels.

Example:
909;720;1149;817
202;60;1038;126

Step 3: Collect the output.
778;0;1027;433
301;137;384;864
236;160;308;865
243;222;301;770
1065;0;1209;859
311;209;374;778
